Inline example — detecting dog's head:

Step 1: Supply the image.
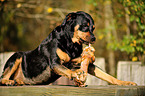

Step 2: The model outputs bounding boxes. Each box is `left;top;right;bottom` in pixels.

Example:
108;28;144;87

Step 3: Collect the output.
62;11;96;45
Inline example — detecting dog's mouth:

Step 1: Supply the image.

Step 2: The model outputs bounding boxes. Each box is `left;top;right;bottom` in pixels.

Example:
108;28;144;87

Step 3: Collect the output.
79;38;95;45
80;38;89;45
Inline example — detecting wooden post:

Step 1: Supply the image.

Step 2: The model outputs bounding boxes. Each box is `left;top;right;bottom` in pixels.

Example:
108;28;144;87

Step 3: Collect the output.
86;58;108;85
117;61;145;85
0;52;14;76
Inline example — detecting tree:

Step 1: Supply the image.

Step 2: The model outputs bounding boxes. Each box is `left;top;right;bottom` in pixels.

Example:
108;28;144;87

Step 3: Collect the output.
113;0;145;63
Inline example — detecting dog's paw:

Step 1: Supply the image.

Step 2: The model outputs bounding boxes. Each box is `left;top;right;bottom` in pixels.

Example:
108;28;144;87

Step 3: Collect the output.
1;78;15;86
73;69;87;87
14;79;24;86
122;81;137;85
117;81;137;86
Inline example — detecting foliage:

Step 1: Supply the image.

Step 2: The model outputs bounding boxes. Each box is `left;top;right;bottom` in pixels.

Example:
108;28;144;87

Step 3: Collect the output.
1;0;145;62
115;0;145;61
0;0;28;52
95;0;145;61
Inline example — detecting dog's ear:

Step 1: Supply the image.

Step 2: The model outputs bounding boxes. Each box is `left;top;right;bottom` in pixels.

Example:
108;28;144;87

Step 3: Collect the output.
61;12;77;26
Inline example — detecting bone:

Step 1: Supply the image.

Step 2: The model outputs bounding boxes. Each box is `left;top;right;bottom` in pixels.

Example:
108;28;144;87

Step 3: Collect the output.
80;44;95;73
74;44;95;87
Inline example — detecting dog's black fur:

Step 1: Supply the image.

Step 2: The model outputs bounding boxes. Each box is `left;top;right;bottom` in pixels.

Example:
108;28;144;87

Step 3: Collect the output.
0;11;96;85
0;11;137;86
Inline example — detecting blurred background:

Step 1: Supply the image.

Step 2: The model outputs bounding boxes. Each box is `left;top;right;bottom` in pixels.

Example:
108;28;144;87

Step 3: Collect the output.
0;0;145;77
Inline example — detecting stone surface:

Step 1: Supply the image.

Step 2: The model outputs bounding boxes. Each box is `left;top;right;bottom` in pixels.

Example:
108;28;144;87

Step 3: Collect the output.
117;61;145;85
0;85;145;96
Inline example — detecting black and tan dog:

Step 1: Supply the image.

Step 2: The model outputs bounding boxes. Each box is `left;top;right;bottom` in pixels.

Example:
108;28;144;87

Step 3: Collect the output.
0;11;136;86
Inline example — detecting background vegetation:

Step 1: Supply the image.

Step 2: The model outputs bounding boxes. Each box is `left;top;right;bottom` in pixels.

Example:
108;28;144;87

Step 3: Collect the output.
0;0;145;76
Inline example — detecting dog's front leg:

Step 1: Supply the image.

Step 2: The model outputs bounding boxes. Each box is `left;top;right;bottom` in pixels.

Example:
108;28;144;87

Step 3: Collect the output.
55;48;87;86
53;64;76;79
88;64;137;85
53;64;86;82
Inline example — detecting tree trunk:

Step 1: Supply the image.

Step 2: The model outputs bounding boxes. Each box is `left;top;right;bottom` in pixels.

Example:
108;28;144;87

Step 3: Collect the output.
124;7;131;37
104;0;116;76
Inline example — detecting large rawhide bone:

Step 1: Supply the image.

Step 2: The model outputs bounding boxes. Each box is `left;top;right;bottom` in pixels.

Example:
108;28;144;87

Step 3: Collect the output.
80;44;95;73
74;44;95;87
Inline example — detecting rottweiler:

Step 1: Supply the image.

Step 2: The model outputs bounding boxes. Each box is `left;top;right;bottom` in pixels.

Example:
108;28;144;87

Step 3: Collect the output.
0;11;136;86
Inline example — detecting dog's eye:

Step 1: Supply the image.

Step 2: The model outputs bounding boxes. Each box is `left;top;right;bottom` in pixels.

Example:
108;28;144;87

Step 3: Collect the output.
78;24;89;32
82;24;88;27
81;24;89;29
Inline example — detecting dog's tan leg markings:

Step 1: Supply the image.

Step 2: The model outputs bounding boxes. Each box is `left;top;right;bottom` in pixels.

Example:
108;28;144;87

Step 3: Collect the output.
53;64;76;79
88;64;137;85
2;67;10;76
1;57;22;85
53;64;86;85
13;63;25;85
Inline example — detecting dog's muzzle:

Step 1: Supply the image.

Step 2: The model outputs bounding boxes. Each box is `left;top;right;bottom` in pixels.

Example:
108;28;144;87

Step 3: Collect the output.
90;35;96;43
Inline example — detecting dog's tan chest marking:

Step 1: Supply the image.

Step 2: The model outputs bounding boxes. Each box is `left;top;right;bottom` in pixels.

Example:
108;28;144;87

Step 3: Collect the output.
56;48;70;64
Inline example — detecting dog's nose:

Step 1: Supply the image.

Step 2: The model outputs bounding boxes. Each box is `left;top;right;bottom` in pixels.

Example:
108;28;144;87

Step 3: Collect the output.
91;36;96;42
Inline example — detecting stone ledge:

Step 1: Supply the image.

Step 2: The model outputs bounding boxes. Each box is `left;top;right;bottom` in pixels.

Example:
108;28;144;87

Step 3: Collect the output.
0;85;145;96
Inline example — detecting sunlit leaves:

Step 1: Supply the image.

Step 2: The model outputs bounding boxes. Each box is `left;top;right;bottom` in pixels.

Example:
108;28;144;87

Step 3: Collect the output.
17;3;21;8
87;0;98;7
47;8;53;13
132;57;138;61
